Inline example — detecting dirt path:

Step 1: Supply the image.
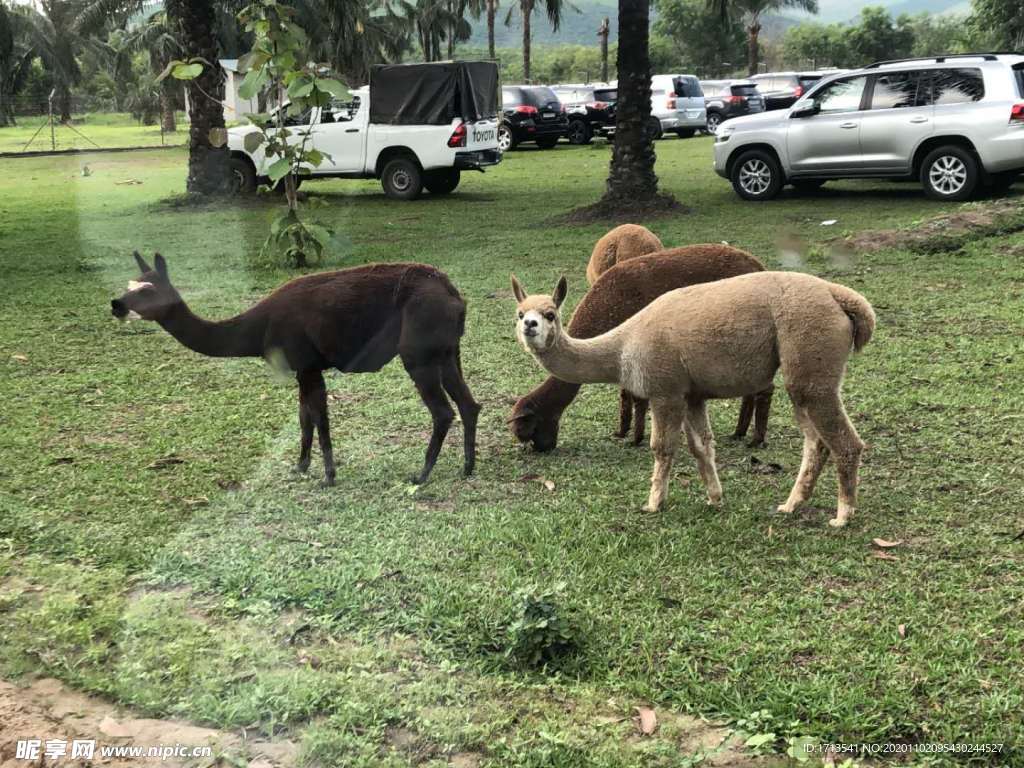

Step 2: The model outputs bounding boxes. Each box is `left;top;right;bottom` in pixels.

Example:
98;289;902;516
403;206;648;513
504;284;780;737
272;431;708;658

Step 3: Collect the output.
0;678;296;768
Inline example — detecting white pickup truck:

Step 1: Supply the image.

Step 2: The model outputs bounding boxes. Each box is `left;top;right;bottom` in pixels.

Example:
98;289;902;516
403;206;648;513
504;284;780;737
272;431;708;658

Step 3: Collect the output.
227;62;502;200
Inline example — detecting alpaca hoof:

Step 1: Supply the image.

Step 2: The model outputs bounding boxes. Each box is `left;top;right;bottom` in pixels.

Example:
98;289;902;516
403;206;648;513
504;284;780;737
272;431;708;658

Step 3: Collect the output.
294;461;310;474
828;517;847;528
321;476;336;488
707;495;723;507
747;438;766;449
641;502;661;513
729;432;746;442
613;430;628;439
463;462;475;478
776;502;795;514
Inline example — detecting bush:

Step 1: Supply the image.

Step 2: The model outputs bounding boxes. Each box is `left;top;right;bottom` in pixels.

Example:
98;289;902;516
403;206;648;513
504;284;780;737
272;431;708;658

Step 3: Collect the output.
504;582;578;668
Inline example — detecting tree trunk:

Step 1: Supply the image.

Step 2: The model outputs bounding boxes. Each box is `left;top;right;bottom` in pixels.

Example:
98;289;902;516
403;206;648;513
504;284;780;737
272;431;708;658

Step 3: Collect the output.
487;0;495;58
0;91;7;127
602;0;657;203
58;87;72;123
522;0;531;82
165;0;229;195
746;19;761;76
160;88;176;132
599;17;609;82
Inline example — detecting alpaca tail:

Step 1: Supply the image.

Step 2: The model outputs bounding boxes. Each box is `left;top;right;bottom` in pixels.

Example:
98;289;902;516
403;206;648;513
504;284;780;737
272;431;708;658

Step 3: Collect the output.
828;282;876;352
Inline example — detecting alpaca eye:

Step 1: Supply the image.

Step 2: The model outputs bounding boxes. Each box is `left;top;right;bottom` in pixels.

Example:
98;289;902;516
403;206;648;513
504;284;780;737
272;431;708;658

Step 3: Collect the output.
544;312;555;321
518;311;524;319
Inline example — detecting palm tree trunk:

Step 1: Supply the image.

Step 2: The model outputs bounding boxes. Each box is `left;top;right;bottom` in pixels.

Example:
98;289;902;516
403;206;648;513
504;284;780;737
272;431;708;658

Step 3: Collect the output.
602;0;658;203
0;91;7;128
746;19;761;76
522;0;532;82
487;0;496;58
160;88;176;132
165;0;229;195
58;87;72;122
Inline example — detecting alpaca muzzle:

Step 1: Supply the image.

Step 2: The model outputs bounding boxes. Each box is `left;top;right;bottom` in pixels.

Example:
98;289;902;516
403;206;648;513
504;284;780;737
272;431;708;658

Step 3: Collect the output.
111;299;128;319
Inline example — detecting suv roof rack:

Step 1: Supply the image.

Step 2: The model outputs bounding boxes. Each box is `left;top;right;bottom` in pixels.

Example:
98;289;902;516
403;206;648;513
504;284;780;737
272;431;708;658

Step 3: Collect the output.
865;52;1019;68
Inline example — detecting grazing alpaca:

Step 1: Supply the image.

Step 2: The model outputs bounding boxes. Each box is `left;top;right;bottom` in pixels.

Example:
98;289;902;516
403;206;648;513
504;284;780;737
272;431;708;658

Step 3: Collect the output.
111;252;479;486
511;271;875;527
586;224;663;285
510;245;773;451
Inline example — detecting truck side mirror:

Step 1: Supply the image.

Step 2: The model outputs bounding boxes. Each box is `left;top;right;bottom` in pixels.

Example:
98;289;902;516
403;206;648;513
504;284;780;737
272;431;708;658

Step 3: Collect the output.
790;102;820;119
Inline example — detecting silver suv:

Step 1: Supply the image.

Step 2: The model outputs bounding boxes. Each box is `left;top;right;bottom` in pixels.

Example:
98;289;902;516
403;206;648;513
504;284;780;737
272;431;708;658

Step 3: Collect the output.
713;54;1024;201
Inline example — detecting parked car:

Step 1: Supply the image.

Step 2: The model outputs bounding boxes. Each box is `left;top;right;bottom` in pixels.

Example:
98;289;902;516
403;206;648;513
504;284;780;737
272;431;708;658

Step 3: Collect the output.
552;83;618;144
714;53;1024;202
498;85;569;150
227;62;501;200
701;79;766;134
647;74;707;139
750;71;840;110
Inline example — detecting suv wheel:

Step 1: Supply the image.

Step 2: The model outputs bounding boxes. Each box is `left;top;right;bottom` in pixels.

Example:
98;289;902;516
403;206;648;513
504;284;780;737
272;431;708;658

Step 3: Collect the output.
497;124;515;152
229;157;256;195
381;157;423;200
535;136;559;149
645;116;663;141
424;168;461;195
988;170;1019;195
791;179;825;195
921;146;979;201
675;128;696;139
706;112;723;134
567;119;592;145
731;150;784;201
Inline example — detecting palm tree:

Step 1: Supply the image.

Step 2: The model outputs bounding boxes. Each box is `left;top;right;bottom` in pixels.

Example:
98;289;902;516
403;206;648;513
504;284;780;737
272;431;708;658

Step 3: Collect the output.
485;0;497;57
709;0;817;75
297;0;410;84
1;3;36;126
25;0;85;121
601;0;658;205
164;0;229;195
124;11;181;131
504;0;573;82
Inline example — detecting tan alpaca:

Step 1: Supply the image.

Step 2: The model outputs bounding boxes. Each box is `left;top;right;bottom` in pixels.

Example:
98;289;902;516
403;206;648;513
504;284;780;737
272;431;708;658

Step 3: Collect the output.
586;224;664;285
510;271;875;528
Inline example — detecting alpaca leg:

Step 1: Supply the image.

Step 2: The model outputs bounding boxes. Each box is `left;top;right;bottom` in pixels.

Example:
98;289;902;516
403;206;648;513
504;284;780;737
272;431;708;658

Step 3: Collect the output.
403;358;455;484
750;386;774;448
733;396;755;440
441;352;481;477
682;398;722;505
800;395;864;528
300;370;334;486
632;397;648;446
643;399;684;512
295;377;315;474
777;407;829;514
615;390;633;438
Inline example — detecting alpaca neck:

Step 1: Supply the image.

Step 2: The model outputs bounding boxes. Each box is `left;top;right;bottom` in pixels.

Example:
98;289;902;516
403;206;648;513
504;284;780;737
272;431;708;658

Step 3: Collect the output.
159;301;265;358
532;331;623;385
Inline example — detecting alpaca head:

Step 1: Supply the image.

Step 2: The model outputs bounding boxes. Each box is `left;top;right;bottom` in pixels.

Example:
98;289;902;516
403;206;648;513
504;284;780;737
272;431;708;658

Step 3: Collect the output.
111;252;181;322
508;397;560;452
511;274;567;353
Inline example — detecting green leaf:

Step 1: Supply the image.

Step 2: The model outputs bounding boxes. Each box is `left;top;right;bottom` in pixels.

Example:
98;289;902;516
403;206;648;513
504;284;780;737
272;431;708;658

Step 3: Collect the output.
743;732;776;748
171;62;203;80
266;157;291;183
243;132;266;153
207;127;228;148
155;59;185;83
305;223;332;247
236;51;270;73
314;78;348;98
238;67;268;100
287;76;314;99
303;149;324;167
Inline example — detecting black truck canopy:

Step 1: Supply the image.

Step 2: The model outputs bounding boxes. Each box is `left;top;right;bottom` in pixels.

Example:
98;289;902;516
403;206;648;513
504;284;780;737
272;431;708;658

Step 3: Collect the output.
368;61;499;126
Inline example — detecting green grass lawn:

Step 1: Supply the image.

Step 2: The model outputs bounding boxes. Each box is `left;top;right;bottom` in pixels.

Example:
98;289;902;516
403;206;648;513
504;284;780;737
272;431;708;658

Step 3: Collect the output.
1;137;1023;767
0;111;186;153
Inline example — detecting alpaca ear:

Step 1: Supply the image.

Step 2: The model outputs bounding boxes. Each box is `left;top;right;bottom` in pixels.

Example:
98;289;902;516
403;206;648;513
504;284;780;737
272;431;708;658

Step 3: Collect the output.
154;253;169;281
133;251;152;274
553;276;568;309
510;274;527;303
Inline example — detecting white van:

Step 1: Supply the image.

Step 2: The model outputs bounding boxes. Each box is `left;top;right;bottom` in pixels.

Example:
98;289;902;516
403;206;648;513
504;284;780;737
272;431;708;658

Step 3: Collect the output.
648;74;707;139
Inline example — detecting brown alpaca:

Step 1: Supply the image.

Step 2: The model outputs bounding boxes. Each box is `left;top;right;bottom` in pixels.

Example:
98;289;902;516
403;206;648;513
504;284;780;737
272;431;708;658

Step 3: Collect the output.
585;224;663;285
511;271;875;527
510;245;773;451
111;253;480;486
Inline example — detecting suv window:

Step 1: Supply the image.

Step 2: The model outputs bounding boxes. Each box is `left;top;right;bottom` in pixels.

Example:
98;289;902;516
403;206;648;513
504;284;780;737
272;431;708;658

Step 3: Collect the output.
870;70;926;109
930;68;985;105
502;87;524;107
812;76;867;113
593;88;617;102
731;83;759;98
674;77;703;98
1014;63;1024;97
522;87;560;107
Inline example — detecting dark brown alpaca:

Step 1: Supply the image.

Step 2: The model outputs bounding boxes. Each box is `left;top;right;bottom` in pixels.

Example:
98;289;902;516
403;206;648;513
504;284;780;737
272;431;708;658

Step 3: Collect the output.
509;245;773;452
111;252;480;486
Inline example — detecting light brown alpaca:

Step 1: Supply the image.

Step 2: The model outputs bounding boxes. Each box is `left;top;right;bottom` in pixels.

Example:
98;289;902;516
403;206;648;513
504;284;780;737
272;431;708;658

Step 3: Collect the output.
585;224;663;285
510;271;875;527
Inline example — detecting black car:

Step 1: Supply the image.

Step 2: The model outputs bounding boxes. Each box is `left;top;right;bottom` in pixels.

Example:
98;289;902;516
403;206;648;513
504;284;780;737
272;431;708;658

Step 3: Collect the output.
552;84;618;144
700;79;766;133
498;86;569;151
749;71;833;110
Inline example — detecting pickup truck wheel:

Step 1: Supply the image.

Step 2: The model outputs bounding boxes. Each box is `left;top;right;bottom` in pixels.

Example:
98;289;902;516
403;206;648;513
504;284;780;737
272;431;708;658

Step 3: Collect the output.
731;149;784;201
497;125;515;152
567;120;592;145
381;157;423;200
229;157;256;195
921;146;979;201
425;169;461;195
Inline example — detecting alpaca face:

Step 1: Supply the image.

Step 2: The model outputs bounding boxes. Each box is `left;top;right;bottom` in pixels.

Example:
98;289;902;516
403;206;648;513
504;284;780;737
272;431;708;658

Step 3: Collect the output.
510;274;568;353
111;251;180;322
